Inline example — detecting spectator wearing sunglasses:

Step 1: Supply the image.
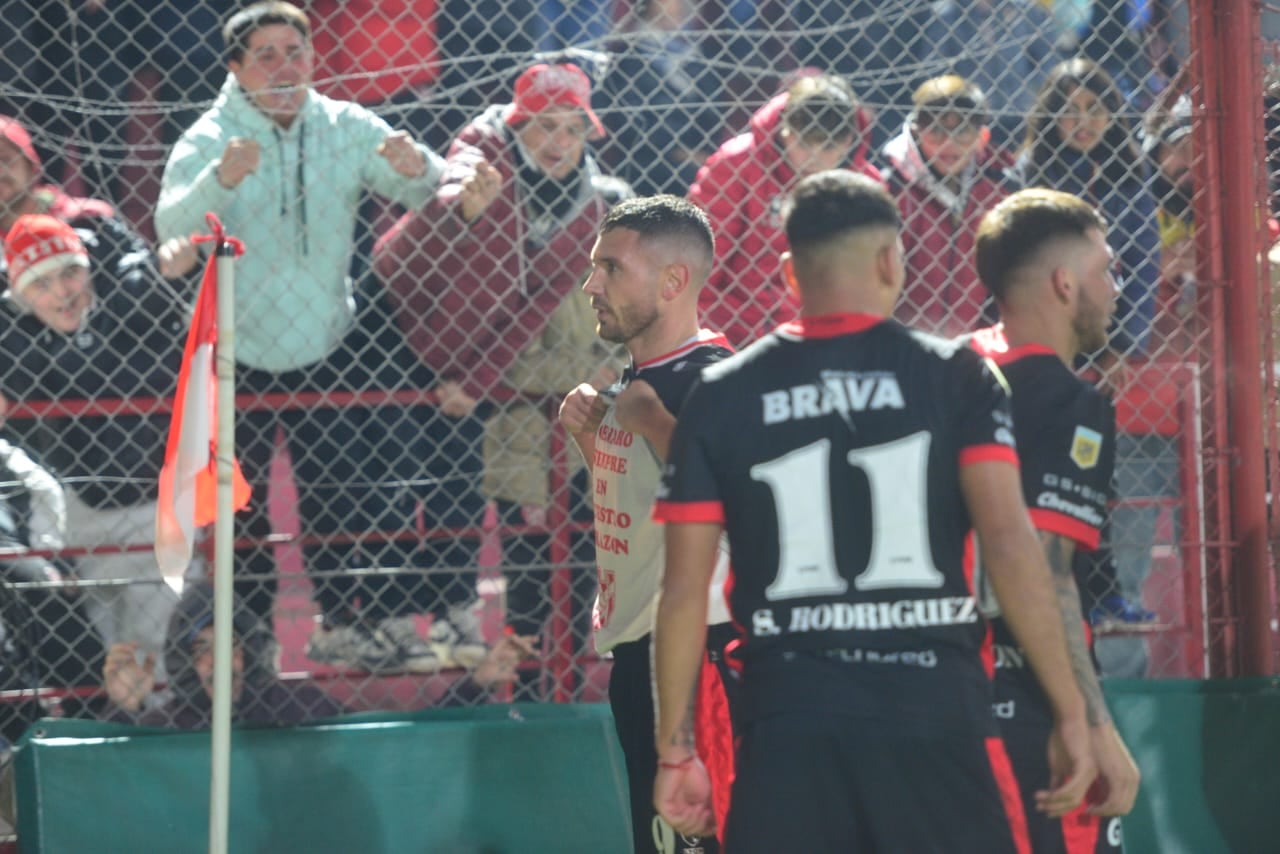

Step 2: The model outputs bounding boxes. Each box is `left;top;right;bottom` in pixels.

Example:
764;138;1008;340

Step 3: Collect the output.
879;75;1012;338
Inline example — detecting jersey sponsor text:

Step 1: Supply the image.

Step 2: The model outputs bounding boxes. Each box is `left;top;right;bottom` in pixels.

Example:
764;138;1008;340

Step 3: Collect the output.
1035;490;1104;526
762;372;906;425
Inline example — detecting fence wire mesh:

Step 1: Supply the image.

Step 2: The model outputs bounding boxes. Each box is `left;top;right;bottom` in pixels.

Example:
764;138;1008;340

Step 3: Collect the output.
0;0;1266;734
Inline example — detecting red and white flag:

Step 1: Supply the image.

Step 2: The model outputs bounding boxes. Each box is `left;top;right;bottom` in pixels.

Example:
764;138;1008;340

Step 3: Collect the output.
155;225;250;577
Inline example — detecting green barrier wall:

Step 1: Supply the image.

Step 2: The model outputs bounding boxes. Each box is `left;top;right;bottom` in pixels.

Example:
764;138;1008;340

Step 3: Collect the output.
1106;678;1280;854
15;703;632;854
16;683;1280;853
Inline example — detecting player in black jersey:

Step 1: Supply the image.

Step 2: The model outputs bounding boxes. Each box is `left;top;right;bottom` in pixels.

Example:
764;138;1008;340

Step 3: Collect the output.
652;171;1096;852
969;188;1141;853
559;195;736;854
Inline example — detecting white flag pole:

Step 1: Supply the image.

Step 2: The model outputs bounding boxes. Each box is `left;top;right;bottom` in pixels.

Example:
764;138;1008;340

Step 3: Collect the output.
209;239;237;854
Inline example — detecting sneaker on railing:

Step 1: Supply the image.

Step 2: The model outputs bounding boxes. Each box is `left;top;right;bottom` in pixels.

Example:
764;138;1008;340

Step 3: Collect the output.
305;619;403;674
428;603;489;669
1088;594;1157;630
376;616;443;673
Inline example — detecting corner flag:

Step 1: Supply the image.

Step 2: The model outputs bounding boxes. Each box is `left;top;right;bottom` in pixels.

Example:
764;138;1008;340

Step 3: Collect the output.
155;220;250;576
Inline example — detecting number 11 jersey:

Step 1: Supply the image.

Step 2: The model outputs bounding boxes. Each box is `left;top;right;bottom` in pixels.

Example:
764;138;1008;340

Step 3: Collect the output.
655;313;1019;731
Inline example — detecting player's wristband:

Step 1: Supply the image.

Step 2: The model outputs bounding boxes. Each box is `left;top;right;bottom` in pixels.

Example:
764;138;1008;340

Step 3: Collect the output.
658;755;695;770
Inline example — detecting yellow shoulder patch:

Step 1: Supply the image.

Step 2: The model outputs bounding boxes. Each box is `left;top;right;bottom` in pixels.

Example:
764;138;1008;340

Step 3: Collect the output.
1070;426;1103;470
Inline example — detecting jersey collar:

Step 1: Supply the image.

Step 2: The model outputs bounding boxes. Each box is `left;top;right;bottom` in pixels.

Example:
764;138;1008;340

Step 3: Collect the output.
777;313;885;339
634;329;733;370
968;324;1058;366
992;343;1058;365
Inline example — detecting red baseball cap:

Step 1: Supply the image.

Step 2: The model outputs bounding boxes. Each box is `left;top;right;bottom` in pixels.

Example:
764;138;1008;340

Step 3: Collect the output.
505;62;605;140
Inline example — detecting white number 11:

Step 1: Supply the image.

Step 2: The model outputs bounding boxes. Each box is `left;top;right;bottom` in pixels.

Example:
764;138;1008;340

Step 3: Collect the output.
750;432;945;602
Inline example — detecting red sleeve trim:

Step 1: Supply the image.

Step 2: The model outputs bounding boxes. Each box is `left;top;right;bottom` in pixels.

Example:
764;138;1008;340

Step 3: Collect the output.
1028;508;1102;550
959;444;1020;468
653;500;725;524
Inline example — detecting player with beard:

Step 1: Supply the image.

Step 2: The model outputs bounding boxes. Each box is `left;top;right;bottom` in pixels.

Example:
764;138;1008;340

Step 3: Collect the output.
559;195;735;854
966;188;1141;853
652;171;1096;852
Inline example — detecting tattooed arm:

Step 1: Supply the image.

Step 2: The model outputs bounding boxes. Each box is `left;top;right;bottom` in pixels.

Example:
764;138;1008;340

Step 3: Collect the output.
1040;531;1141;817
1040;532;1110;726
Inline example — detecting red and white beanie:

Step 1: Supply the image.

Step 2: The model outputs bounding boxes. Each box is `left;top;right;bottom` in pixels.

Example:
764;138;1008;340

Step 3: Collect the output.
3;214;89;295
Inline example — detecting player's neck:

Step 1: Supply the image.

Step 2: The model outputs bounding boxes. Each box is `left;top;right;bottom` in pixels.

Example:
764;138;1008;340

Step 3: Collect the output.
799;282;889;320
1001;318;1074;366
626;314;700;365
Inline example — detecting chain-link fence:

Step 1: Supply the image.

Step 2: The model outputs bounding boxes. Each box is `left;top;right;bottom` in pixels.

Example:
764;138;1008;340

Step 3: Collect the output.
0;0;1270;751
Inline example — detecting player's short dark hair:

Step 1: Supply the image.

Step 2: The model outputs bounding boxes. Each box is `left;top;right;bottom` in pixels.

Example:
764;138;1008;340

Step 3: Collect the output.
975;188;1108;303
224;2;311;64
782;170;900;256
782;74;861;145
601;194;715;263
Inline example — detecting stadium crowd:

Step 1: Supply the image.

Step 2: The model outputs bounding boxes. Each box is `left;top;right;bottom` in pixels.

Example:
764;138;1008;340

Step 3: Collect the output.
0;0;1245;849
0;0;1200;745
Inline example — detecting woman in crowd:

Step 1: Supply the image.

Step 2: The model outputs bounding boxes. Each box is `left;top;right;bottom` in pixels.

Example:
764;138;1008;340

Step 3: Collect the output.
1012;57;1161;365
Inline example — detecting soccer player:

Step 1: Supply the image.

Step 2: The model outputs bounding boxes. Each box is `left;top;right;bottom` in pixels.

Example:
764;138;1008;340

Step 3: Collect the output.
652;170;1095;852
559;195;735;854
969;188;1141;852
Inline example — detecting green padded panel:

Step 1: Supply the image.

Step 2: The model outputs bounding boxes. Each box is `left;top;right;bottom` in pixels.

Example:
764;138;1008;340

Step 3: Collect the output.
15;703;632;853
1106;678;1280;854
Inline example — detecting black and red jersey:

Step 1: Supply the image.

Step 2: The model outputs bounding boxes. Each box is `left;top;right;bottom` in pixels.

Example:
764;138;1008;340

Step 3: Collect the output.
968;326;1115;727
655;313;1018;730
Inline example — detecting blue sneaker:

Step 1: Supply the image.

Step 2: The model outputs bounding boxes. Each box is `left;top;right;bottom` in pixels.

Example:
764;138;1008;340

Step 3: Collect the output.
1089;594;1156;628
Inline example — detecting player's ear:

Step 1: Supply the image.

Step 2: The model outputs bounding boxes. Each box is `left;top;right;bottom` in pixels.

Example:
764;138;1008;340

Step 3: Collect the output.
874;238;902;291
662;261;691;301
781;252;800;299
1049;264;1074;305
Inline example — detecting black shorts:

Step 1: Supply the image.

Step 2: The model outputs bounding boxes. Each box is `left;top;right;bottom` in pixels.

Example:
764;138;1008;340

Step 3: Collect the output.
1002;724;1125;854
609;634;724;854
724;710;1028;853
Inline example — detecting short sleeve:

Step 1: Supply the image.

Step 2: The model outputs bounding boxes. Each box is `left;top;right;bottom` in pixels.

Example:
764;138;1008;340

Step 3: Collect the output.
954;350;1019;468
1019;382;1115;550
653;376;725;524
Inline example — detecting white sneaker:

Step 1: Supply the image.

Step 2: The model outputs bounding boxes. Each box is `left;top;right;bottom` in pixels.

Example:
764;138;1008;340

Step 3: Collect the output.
376;616;443;673
304;620;402;674
429;604;489;669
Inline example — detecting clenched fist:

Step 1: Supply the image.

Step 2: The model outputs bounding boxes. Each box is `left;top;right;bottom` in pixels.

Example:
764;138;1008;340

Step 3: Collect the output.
560;383;608;437
458;160;503;222
377;131;427;178
157;236;200;279
217;137;261;189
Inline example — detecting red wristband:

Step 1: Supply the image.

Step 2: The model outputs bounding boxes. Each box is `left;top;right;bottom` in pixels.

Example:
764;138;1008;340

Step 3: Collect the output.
658;755;695;770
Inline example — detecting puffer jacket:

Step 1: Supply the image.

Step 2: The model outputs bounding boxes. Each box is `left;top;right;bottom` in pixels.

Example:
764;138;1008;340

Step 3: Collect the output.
0;215;187;509
374;105;619;401
880;123;1012;338
687;92;883;349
